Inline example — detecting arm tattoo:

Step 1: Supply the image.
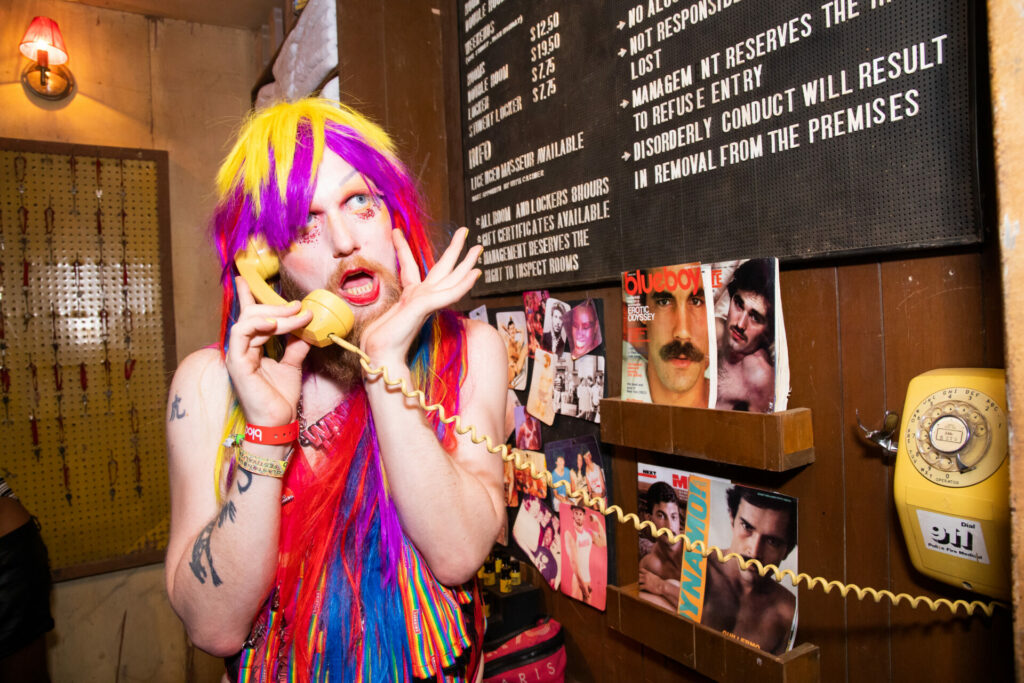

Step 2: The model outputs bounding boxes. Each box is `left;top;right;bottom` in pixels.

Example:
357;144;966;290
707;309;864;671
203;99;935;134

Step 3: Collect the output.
218;500;237;527
236;469;253;495
169;393;187;421
189;520;221;586
189;501;237;586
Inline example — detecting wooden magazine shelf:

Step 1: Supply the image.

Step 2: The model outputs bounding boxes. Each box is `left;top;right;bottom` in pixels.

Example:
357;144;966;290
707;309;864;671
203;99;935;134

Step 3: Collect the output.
600;398;814;472
607;584;820;683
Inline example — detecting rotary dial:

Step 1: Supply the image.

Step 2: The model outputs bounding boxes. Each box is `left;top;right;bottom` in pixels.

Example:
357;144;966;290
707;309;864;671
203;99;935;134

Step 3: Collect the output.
904;387;1007;487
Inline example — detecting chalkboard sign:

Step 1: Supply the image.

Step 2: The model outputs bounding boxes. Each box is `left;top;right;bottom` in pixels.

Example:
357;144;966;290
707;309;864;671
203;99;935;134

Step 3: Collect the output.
458;0;981;294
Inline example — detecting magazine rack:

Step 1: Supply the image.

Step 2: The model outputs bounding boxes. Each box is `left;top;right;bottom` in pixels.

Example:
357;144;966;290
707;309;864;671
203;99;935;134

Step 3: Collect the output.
607;584;820;682
599;399;814;472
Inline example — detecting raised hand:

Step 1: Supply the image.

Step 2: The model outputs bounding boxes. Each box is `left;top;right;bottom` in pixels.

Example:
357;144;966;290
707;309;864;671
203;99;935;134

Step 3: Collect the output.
360;227;482;368
224;277;313;426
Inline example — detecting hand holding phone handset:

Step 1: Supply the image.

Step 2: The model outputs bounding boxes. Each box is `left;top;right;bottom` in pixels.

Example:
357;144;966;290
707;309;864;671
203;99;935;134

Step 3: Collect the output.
234;236;354;347
229;228;484;424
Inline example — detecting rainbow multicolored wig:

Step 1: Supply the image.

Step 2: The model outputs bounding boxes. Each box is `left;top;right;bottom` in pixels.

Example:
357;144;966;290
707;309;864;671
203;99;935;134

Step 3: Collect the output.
211;97;439;344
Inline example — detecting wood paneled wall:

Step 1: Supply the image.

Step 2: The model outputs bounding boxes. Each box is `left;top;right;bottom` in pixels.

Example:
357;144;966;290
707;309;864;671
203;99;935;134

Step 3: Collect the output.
336;2;1014;679
335;0;453;235
487;252;1012;683
987;0;1024;675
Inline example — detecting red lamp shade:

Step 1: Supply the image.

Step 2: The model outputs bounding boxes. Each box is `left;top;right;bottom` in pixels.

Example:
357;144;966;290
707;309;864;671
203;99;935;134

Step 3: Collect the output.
20;16;69;66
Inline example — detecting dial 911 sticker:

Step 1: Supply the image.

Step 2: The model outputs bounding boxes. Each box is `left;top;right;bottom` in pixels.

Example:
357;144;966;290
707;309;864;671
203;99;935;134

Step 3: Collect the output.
916;509;990;564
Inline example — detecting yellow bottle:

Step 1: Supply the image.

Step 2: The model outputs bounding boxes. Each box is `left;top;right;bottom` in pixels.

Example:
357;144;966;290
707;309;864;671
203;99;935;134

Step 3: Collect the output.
499;567;512;593
482;559;496;586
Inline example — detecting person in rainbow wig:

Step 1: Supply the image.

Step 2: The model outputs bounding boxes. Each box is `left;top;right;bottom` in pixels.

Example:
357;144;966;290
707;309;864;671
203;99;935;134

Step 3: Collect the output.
164;98;508;682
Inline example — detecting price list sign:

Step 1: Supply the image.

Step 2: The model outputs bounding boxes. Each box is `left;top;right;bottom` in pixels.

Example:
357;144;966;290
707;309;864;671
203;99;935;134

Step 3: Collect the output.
458;1;982;294
459;0;622;292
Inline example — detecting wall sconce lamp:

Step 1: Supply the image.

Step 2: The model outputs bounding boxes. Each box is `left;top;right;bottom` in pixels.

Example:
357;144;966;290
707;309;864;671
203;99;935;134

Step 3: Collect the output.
20;16;74;101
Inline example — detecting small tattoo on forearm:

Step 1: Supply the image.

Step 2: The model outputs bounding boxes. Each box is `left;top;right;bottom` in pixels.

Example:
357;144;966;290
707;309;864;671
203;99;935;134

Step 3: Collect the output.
169;393;187;421
237;469;253;494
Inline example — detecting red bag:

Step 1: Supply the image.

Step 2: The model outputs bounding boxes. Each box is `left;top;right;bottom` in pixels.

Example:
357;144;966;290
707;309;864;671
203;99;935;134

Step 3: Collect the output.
483;617;566;683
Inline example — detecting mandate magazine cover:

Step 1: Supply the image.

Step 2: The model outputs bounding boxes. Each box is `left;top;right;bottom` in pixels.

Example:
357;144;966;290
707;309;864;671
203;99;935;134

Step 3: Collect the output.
637;462;691;610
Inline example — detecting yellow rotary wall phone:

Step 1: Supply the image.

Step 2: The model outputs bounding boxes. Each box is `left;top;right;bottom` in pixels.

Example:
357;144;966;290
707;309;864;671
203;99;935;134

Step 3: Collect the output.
892;369;1010;600
235;238;1004;617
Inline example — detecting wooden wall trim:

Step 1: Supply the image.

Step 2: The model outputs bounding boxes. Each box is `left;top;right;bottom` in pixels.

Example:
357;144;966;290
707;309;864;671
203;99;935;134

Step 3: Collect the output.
988;0;1024;677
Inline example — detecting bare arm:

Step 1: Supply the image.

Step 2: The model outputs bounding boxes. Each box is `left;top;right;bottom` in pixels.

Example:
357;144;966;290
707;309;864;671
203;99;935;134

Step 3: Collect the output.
591;515;607;547
164;350;281;655
566;532;580;584
164;285;313;655
367;321;506;584
639;555;680;605
362;228;505;585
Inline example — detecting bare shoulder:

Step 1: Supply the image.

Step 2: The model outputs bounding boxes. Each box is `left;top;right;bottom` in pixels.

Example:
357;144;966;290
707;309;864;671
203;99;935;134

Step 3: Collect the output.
166;347;232;450
452;319;507;460
740;348;773;373
739;349;774;389
463;318;506;366
171;347;227;392
770;582;796;617
639;551;659;573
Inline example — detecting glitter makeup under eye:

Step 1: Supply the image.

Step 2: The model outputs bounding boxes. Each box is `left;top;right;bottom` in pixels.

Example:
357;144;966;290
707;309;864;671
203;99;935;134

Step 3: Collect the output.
354;205;377;220
296;222;321;245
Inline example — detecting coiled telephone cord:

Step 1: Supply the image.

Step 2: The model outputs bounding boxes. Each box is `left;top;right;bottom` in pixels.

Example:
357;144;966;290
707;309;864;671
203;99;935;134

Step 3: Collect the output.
331;333;1005;618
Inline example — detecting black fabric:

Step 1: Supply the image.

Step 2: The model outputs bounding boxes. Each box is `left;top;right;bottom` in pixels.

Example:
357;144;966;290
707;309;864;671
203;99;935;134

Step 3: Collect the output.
224;651;240;682
0;520;54;660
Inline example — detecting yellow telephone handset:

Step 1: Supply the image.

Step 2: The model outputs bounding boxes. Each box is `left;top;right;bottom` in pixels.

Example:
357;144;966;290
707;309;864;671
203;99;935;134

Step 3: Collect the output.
893;368;1010;600
233;237;355;347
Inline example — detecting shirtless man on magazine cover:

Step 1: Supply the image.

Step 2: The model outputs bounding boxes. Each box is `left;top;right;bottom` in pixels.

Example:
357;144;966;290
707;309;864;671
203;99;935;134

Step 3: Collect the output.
702;486;796;655
715;260;775;412
637;482;683;610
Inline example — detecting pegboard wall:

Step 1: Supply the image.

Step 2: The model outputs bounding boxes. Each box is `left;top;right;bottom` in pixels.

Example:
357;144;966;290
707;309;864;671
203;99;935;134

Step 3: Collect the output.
0;138;175;580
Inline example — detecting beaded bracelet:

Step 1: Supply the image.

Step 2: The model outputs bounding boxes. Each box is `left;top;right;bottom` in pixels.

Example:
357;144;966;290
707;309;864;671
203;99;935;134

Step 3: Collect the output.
225;435;292;479
235;445;292;479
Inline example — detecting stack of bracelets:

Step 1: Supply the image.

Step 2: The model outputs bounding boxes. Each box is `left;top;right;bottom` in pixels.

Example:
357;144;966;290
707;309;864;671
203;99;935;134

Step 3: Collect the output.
223;422;298;478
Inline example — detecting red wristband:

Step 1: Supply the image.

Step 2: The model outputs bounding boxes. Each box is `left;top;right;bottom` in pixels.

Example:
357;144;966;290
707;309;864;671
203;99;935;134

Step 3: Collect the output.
244;421;299;445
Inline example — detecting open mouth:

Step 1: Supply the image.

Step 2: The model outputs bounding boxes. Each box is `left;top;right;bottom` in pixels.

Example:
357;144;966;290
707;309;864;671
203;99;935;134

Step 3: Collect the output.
338;268;380;306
